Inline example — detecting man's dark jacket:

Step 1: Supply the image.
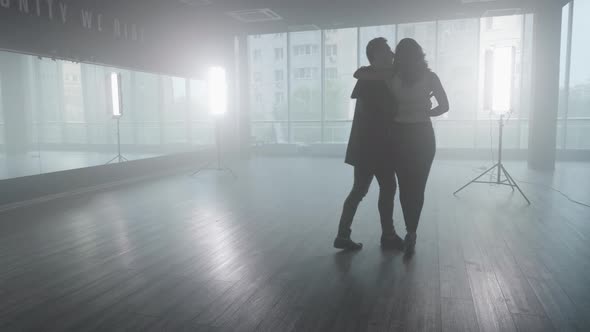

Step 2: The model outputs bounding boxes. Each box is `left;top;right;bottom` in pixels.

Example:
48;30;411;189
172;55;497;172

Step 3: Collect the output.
344;79;397;173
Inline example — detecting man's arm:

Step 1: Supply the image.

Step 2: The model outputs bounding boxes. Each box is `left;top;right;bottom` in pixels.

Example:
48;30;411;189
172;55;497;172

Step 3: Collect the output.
429;73;449;117
353;66;395;80
351;80;395;115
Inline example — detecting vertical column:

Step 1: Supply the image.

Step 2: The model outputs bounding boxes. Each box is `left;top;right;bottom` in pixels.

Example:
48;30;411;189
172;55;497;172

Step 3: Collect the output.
80;64;93;145
56;61;66;144
286;32;291;143
127;71;138;146
320;30;325;143
234;35;251;158
528;1;563;170
185;78;193;145
562;1;574;148
157;75;165;148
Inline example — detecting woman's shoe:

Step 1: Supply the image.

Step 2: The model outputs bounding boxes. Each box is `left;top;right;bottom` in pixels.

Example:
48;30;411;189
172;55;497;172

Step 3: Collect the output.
404;232;417;253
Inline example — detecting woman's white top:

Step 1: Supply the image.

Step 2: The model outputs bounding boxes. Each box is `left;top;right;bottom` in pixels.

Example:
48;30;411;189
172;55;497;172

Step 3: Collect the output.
387;72;434;124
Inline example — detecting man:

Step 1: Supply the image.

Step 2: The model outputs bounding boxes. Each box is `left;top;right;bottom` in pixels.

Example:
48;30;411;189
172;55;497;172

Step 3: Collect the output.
333;37;404;250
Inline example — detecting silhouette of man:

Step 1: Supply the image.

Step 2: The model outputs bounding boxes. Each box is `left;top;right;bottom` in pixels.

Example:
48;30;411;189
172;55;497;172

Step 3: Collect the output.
334;37;404;250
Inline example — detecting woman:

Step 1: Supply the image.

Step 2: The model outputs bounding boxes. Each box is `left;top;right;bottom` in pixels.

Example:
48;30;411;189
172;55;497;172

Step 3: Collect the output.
354;38;449;254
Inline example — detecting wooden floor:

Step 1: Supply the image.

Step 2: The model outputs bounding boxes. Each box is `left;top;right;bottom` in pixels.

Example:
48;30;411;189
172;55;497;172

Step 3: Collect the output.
0;157;589;332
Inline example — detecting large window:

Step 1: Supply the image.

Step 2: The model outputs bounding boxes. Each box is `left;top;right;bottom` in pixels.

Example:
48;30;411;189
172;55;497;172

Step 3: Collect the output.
556;0;590;150
248;34;290;143
0;51;214;180
435;19;480;149
323;28;357;121
62;63;85;123
290;30;322;143
162;76;190;146
248;15;539;151
248;33;288;143
324;28;358;142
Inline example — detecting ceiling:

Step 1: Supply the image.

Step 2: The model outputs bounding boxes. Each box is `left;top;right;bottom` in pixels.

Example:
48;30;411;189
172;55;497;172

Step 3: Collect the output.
152;0;566;35
4;0;561;76
87;0;569;36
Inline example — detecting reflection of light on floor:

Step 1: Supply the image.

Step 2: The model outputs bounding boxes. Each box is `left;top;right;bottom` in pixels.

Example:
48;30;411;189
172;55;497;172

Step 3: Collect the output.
98;195;134;266
193;211;244;279
112;217;132;265
67;194;133;266
68;212;99;259
67;202;134;267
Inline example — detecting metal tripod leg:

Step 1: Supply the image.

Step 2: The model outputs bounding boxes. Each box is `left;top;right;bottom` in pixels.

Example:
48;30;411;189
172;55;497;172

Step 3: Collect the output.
105;154;129;164
105;156;119;164
190;118;236;179
453;163;498;195
499;164;531;205
191;167;237;179
191;161;214;176
191;162;237;179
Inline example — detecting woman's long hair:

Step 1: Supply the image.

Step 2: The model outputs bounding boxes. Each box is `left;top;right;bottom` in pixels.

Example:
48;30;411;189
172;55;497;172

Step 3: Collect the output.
393;38;430;86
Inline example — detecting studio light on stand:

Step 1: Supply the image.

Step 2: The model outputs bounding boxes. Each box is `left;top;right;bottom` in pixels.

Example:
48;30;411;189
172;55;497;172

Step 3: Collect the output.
454;46;530;204
105;72;128;164
191;66;236;178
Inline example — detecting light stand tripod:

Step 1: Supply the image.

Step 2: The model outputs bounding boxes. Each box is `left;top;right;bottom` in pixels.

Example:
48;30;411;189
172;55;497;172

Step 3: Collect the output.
105;117;128;164
453;113;530;204
191;117;236;178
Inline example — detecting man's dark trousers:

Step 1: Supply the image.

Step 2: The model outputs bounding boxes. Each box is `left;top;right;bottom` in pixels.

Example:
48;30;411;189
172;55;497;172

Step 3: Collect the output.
338;79;397;239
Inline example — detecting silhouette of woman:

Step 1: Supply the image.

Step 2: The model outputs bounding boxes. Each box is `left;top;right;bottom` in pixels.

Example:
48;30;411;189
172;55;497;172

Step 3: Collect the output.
354;38;449;253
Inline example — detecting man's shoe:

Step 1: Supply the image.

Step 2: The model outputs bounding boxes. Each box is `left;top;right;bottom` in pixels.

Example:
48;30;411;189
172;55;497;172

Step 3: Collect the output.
381;232;404;250
334;236;363;250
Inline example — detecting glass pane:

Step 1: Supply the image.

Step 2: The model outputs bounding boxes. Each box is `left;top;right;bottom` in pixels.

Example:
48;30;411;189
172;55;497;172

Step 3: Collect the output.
0;52;41;179
248;33;288;122
324;28;358;122
557;4;570;149
162;76;190;147
567;0;590;149
0;72;3;151
434;120;476;149
520;13;534;149
324;121;352;143
131;71;160;147
80;63;113;153
0;49;212;180
289;30;322;124
435;18;480;149
37;58;68;174
62;62;85;123
251;122;288;144
566;119;590;149
291;121;321;144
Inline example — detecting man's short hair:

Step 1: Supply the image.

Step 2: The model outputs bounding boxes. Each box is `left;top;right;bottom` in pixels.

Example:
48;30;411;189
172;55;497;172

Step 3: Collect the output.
366;37;388;64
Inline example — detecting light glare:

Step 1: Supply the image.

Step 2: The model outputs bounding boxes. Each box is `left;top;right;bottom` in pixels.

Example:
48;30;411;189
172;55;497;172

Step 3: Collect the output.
491;46;513;114
209;66;227;115
110;72;122;117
